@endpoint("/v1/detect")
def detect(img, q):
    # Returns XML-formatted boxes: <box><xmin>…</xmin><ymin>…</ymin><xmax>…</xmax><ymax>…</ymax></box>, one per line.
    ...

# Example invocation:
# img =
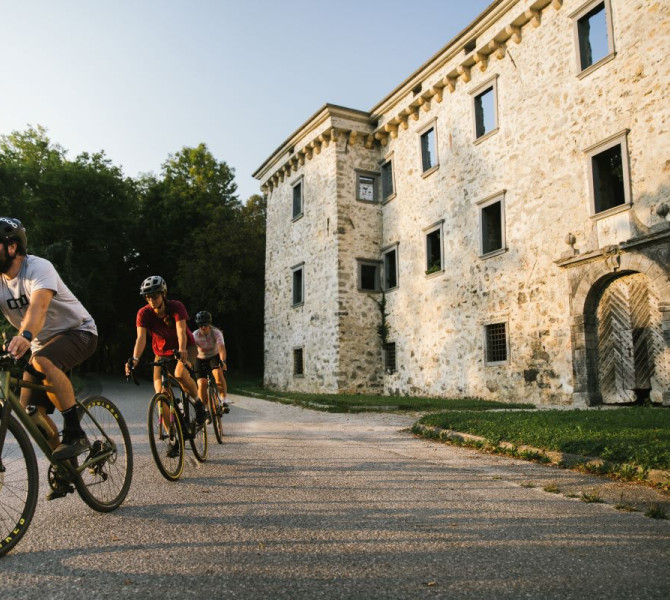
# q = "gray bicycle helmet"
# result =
<box><xmin>195</xmin><ymin>310</ymin><xmax>212</xmax><ymax>326</ymax></box>
<box><xmin>140</xmin><ymin>275</ymin><xmax>167</xmax><ymax>296</ymax></box>
<box><xmin>0</xmin><ymin>217</ymin><xmax>27</xmax><ymax>253</ymax></box>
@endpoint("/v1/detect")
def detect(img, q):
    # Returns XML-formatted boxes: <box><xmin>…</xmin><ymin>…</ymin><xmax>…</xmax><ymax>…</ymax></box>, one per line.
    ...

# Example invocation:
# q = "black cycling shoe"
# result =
<box><xmin>195</xmin><ymin>403</ymin><xmax>207</xmax><ymax>425</ymax></box>
<box><xmin>222</xmin><ymin>402</ymin><xmax>230</xmax><ymax>414</ymax></box>
<box><xmin>52</xmin><ymin>432</ymin><xmax>90</xmax><ymax>461</ymax></box>
<box><xmin>167</xmin><ymin>441</ymin><xmax>180</xmax><ymax>458</ymax></box>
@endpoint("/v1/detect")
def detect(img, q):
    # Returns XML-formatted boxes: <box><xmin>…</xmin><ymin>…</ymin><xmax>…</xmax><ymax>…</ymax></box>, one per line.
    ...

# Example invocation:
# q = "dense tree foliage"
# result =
<box><xmin>0</xmin><ymin>127</ymin><xmax>265</xmax><ymax>374</ymax></box>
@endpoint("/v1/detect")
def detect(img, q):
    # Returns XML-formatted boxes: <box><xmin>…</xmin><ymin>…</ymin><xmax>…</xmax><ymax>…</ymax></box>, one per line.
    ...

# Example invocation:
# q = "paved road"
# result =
<box><xmin>2</xmin><ymin>376</ymin><xmax>670</xmax><ymax>599</ymax></box>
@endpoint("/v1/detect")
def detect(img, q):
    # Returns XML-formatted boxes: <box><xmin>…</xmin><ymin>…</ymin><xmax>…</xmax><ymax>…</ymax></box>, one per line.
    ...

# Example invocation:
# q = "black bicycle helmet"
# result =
<box><xmin>0</xmin><ymin>217</ymin><xmax>27</xmax><ymax>253</ymax></box>
<box><xmin>140</xmin><ymin>275</ymin><xmax>167</xmax><ymax>296</ymax></box>
<box><xmin>195</xmin><ymin>311</ymin><xmax>212</xmax><ymax>326</ymax></box>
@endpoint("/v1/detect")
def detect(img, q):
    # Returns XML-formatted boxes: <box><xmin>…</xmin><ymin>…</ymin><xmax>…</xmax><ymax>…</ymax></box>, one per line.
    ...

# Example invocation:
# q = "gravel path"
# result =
<box><xmin>1</xmin><ymin>376</ymin><xmax>669</xmax><ymax>599</ymax></box>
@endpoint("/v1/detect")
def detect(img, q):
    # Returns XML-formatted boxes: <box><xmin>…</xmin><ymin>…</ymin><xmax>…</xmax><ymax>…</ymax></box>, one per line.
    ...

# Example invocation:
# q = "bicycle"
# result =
<box><xmin>127</xmin><ymin>351</ymin><xmax>207</xmax><ymax>481</ymax></box>
<box><xmin>0</xmin><ymin>354</ymin><xmax>133</xmax><ymax>557</ymax></box>
<box><xmin>200</xmin><ymin>358</ymin><xmax>229</xmax><ymax>445</ymax></box>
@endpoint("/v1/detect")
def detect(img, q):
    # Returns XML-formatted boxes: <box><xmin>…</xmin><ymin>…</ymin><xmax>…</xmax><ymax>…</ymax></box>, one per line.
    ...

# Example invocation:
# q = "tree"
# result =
<box><xmin>0</xmin><ymin>126</ymin><xmax>140</xmax><ymax>370</ymax></box>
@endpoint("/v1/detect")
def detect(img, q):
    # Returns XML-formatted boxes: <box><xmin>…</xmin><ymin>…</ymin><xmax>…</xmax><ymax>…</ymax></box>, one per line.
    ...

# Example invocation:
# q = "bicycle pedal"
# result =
<box><xmin>46</xmin><ymin>484</ymin><xmax>74</xmax><ymax>501</ymax></box>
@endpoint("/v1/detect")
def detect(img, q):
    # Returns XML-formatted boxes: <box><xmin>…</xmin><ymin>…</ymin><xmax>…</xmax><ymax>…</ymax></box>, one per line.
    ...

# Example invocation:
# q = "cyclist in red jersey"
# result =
<box><xmin>125</xmin><ymin>275</ymin><xmax>207</xmax><ymax>424</ymax></box>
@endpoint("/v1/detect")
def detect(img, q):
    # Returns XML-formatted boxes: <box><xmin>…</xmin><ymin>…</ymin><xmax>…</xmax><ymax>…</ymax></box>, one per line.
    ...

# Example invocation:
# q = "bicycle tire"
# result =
<box><xmin>147</xmin><ymin>393</ymin><xmax>184</xmax><ymax>481</ymax></box>
<box><xmin>208</xmin><ymin>382</ymin><xmax>224</xmax><ymax>444</ymax></box>
<box><xmin>186</xmin><ymin>395</ymin><xmax>208</xmax><ymax>462</ymax></box>
<box><xmin>0</xmin><ymin>415</ymin><xmax>39</xmax><ymax>557</ymax></box>
<box><xmin>73</xmin><ymin>396</ymin><xmax>133</xmax><ymax>512</ymax></box>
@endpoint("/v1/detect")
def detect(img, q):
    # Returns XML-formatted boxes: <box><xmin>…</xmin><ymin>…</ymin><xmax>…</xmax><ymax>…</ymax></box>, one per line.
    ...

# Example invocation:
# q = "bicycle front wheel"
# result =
<box><xmin>186</xmin><ymin>396</ymin><xmax>208</xmax><ymax>462</ymax></box>
<box><xmin>0</xmin><ymin>415</ymin><xmax>39</xmax><ymax>557</ymax></box>
<box><xmin>74</xmin><ymin>396</ymin><xmax>133</xmax><ymax>512</ymax></box>
<box><xmin>147</xmin><ymin>393</ymin><xmax>184</xmax><ymax>481</ymax></box>
<box><xmin>208</xmin><ymin>383</ymin><xmax>224</xmax><ymax>444</ymax></box>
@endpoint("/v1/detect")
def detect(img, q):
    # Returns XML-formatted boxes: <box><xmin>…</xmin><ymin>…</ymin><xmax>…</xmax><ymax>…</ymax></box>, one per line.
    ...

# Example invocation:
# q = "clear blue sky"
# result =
<box><xmin>0</xmin><ymin>0</ymin><xmax>492</xmax><ymax>202</ymax></box>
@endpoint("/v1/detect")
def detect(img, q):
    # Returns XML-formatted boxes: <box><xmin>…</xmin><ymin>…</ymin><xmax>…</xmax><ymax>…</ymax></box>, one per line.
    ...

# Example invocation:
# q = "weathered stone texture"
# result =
<box><xmin>257</xmin><ymin>0</ymin><xmax>670</xmax><ymax>405</ymax></box>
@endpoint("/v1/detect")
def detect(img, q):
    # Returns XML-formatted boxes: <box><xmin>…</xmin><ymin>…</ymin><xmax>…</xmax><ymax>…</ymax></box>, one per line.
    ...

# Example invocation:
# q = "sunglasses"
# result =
<box><xmin>144</xmin><ymin>293</ymin><xmax>162</xmax><ymax>300</ymax></box>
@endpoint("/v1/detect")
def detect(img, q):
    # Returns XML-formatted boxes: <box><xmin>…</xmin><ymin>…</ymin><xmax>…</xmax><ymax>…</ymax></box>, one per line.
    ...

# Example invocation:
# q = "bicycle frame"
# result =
<box><xmin>0</xmin><ymin>370</ymin><xmax>116</xmax><ymax>479</ymax></box>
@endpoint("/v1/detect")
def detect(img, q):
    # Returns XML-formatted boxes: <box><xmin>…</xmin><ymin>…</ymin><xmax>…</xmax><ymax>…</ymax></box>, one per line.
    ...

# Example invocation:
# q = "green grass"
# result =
<box><xmin>417</xmin><ymin>408</ymin><xmax>670</xmax><ymax>471</ymax></box>
<box><xmin>227</xmin><ymin>375</ymin><xmax>533</xmax><ymax>412</ymax></box>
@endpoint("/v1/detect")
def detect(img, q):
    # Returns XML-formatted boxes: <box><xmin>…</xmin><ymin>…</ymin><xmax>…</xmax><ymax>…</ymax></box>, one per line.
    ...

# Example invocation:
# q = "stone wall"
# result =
<box><xmin>257</xmin><ymin>0</ymin><xmax>670</xmax><ymax>404</ymax></box>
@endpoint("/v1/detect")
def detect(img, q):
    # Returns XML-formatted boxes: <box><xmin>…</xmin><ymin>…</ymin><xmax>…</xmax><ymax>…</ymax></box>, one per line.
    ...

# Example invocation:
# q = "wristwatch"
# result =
<box><xmin>20</xmin><ymin>330</ymin><xmax>33</xmax><ymax>342</ymax></box>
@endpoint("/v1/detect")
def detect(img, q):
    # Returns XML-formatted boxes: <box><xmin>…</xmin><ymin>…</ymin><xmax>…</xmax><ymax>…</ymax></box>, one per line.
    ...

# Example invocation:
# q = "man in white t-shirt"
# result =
<box><xmin>192</xmin><ymin>310</ymin><xmax>229</xmax><ymax>419</ymax></box>
<box><xmin>0</xmin><ymin>218</ymin><xmax>98</xmax><ymax>473</ymax></box>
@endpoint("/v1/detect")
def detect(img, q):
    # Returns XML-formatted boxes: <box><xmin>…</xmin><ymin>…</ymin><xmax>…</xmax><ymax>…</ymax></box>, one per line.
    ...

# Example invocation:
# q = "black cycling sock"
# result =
<box><xmin>61</xmin><ymin>406</ymin><xmax>82</xmax><ymax>432</ymax></box>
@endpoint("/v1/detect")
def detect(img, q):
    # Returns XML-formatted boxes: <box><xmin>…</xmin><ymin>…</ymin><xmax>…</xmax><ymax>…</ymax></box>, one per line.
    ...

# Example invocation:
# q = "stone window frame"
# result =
<box><xmin>471</xmin><ymin>74</ymin><xmax>499</xmax><ymax>144</ymax></box>
<box><xmin>477</xmin><ymin>190</ymin><xmax>507</xmax><ymax>259</ymax></box>
<box><xmin>584</xmin><ymin>129</ymin><xmax>631</xmax><ymax>220</ymax></box>
<box><xmin>357</xmin><ymin>258</ymin><xmax>381</xmax><ymax>293</ymax></box>
<box><xmin>382</xmin><ymin>242</ymin><xmax>399</xmax><ymax>292</ymax></box>
<box><xmin>355</xmin><ymin>169</ymin><xmax>381</xmax><ymax>204</ymax></box>
<box><xmin>291</xmin><ymin>262</ymin><xmax>305</xmax><ymax>307</ymax></box>
<box><xmin>380</xmin><ymin>152</ymin><xmax>396</xmax><ymax>203</ymax></box>
<box><xmin>570</xmin><ymin>0</ymin><xmax>616</xmax><ymax>79</ymax></box>
<box><xmin>291</xmin><ymin>175</ymin><xmax>304</xmax><ymax>221</ymax></box>
<box><xmin>293</xmin><ymin>347</ymin><xmax>305</xmax><ymax>377</ymax></box>
<box><xmin>483</xmin><ymin>318</ymin><xmax>510</xmax><ymax>366</ymax></box>
<box><xmin>423</xmin><ymin>219</ymin><xmax>445</xmax><ymax>277</ymax></box>
<box><xmin>417</xmin><ymin>118</ymin><xmax>439</xmax><ymax>178</ymax></box>
<box><xmin>384</xmin><ymin>342</ymin><xmax>397</xmax><ymax>374</ymax></box>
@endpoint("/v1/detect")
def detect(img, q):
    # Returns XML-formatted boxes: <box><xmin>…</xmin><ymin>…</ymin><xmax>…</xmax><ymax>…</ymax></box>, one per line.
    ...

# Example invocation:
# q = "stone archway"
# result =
<box><xmin>591</xmin><ymin>272</ymin><xmax>665</xmax><ymax>404</ymax></box>
<box><xmin>558</xmin><ymin>235</ymin><xmax>670</xmax><ymax>406</ymax></box>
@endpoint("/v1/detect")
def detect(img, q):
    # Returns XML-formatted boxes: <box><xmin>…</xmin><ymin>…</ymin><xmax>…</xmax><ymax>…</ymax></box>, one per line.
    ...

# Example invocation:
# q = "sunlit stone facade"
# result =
<box><xmin>254</xmin><ymin>0</ymin><xmax>670</xmax><ymax>406</ymax></box>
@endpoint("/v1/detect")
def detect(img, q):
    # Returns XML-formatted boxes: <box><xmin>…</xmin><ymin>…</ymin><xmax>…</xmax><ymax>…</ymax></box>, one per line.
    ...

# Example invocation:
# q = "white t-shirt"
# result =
<box><xmin>0</xmin><ymin>255</ymin><xmax>97</xmax><ymax>350</ymax></box>
<box><xmin>193</xmin><ymin>326</ymin><xmax>225</xmax><ymax>359</ymax></box>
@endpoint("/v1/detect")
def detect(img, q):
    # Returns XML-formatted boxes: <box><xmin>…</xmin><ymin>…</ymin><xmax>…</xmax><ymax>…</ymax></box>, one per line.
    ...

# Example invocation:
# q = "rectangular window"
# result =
<box><xmin>382</xmin><ymin>246</ymin><xmax>398</xmax><ymax>291</ymax></box>
<box><xmin>592</xmin><ymin>145</ymin><xmax>624</xmax><ymax>213</ymax></box>
<box><xmin>478</xmin><ymin>192</ymin><xmax>506</xmax><ymax>257</ymax></box>
<box><xmin>474</xmin><ymin>88</ymin><xmax>495</xmax><ymax>139</ymax></box>
<box><xmin>381</xmin><ymin>160</ymin><xmax>394</xmax><ymax>200</ymax></box>
<box><xmin>424</xmin><ymin>222</ymin><xmax>443</xmax><ymax>275</ymax></box>
<box><xmin>573</xmin><ymin>0</ymin><xmax>613</xmax><ymax>73</ymax></box>
<box><xmin>358</xmin><ymin>260</ymin><xmax>380</xmax><ymax>292</ymax></box>
<box><xmin>471</xmin><ymin>76</ymin><xmax>499</xmax><ymax>142</ymax></box>
<box><xmin>356</xmin><ymin>171</ymin><xmax>379</xmax><ymax>203</ymax></box>
<box><xmin>292</xmin><ymin>179</ymin><xmax>303</xmax><ymax>219</ymax></box>
<box><xmin>585</xmin><ymin>131</ymin><xmax>630</xmax><ymax>216</ymax></box>
<box><xmin>293</xmin><ymin>347</ymin><xmax>304</xmax><ymax>376</ymax></box>
<box><xmin>485</xmin><ymin>322</ymin><xmax>508</xmax><ymax>364</ymax></box>
<box><xmin>420</xmin><ymin>127</ymin><xmax>437</xmax><ymax>173</ymax></box>
<box><xmin>384</xmin><ymin>342</ymin><xmax>397</xmax><ymax>373</ymax></box>
<box><xmin>292</xmin><ymin>264</ymin><xmax>304</xmax><ymax>306</ymax></box>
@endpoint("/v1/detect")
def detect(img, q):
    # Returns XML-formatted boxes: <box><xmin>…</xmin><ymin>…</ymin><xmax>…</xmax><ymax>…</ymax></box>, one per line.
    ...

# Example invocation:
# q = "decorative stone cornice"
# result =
<box><xmin>369</xmin><ymin>0</ymin><xmax>563</xmax><ymax>146</ymax></box>
<box><xmin>257</xmin><ymin>1</ymin><xmax>565</xmax><ymax>194</ymax></box>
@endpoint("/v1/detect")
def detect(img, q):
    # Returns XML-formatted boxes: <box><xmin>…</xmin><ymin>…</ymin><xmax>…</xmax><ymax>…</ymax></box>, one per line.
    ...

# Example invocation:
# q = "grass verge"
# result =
<box><xmin>416</xmin><ymin>408</ymin><xmax>670</xmax><ymax>473</ymax></box>
<box><xmin>227</xmin><ymin>375</ymin><xmax>533</xmax><ymax>412</ymax></box>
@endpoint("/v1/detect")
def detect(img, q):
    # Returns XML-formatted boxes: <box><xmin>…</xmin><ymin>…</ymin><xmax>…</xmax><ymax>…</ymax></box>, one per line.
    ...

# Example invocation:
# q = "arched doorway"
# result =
<box><xmin>593</xmin><ymin>272</ymin><xmax>665</xmax><ymax>404</ymax></box>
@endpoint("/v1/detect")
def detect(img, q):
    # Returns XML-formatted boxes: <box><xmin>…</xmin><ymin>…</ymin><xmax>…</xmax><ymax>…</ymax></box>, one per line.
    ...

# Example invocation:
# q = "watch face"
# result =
<box><xmin>359</xmin><ymin>177</ymin><xmax>375</xmax><ymax>201</ymax></box>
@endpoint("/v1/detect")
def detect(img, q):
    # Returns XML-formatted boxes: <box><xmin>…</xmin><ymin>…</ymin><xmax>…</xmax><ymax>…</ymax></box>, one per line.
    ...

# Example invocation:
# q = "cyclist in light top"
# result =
<box><xmin>192</xmin><ymin>310</ymin><xmax>229</xmax><ymax>416</ymax></box>
<box><xmin>0</xmin><ymin>218</ymin><xmax>97</xmax><ymax>467</ymax></box>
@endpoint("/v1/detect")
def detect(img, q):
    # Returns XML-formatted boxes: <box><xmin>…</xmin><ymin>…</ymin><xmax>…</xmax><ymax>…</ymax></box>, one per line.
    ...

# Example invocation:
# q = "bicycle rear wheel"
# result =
<box><xmin>0</xmin><ymin>415</ymin><xmax>39</xmax><ymax>557</ymax></box>
<box><xmin>74</xmin><ymin>396</ymin><xmax>133</xmax><ymax>512</ymax></box>
<box><xmin>186</xmin><ymin>395</ymin><xmax>208</xmax><ymax>462</ymax></box>
<box><xmin>208</xmin><ymin>382</ymin><xmax>224</xmax><ymax>444</ymax></box>
<box><xmin>147</xmin><ymin>393</ymin><xmax>184</xmax><ymax>481</ymax></box>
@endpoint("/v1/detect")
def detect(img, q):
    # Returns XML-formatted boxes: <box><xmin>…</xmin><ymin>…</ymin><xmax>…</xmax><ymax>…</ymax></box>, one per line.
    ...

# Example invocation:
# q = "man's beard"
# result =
<box><xmin>0</xmin><ymin>248</ymin><xmax>15</xmax><ymax>274</ymax></box>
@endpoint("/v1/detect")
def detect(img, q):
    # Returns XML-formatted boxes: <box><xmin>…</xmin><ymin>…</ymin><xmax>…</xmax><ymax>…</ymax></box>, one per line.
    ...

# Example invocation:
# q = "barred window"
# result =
<box><xmin>485</xmin><ymin>323</ymin><xmax>508</xmax><ymax>363</ymax></box>
<box><xmin>384</xmin><ymin>342</ymin><xmax>397</xmax><ymax>373</ymax></box>
<box><xmin>293</xmin><ymin>347</ymin><xmax>304</xmax><ymax>376</ymax></box>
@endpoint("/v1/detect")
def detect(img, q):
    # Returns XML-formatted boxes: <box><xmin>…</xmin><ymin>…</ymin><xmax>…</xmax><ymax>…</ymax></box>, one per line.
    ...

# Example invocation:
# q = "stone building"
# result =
<box><xmin>253</xmin><ymin>0</ymin><xmax>670</xmax><ymax>406</ymax></box>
